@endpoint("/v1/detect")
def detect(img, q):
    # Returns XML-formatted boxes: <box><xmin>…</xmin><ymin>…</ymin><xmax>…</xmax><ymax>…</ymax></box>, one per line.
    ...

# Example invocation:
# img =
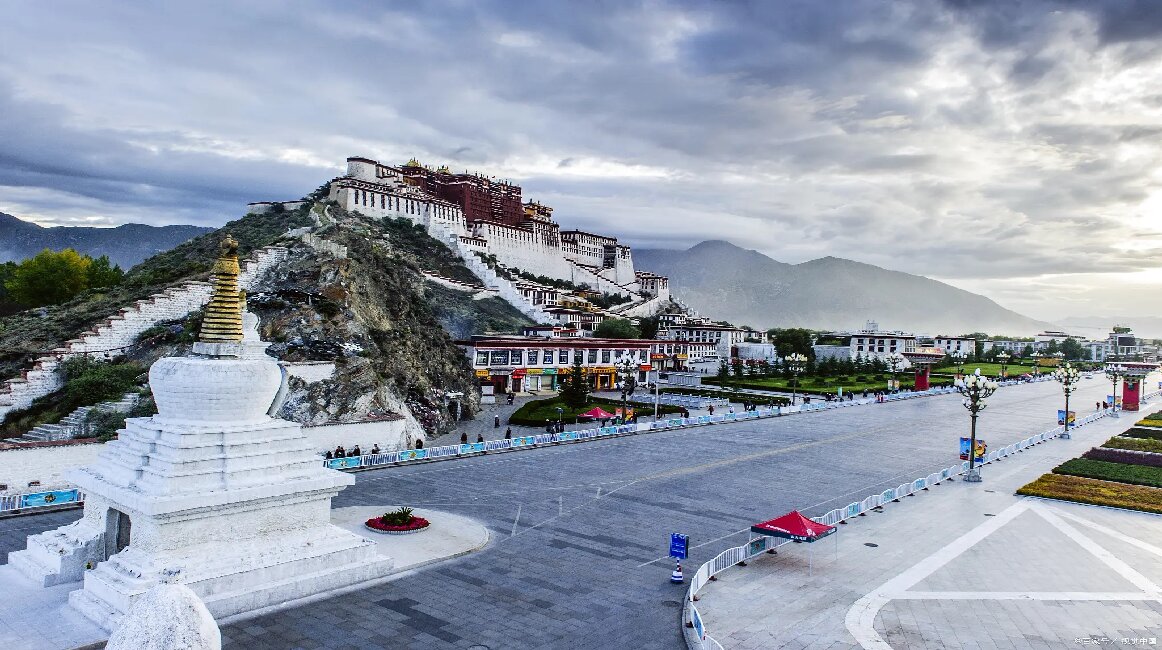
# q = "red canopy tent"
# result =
<box><xmin>578</xmin><ymin>406</ymin><xmax>616</xmax><ymax>420</ymax></box>
<box><xmin>750</xmin><ymin>510</ymin><xmax>837</xmax><ymax>575</ymax></box>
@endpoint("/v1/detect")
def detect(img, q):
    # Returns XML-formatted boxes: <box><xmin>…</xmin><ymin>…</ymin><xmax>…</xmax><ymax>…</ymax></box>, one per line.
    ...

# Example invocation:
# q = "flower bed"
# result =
<box><xmin>364</xmin><ymin>507</ymin><xmax>430</xmax><ymax>535</ymax></box>
<box><xmin>1121</xmin><ymin>427</ymin><xmax>1162</xmax><ymax>442</ymax></box>
<box><xmin>1052</xmin><ymin>458</ymin><xmax>1162</xmax><ymax>489</ymax></box>
<box><xmin>1105</xmin><ymin>436</ymin><xmax>1162</xmax><ymax>454</ymax></box>
<box><xmin>1017</xmin><ymin>473</ymin><xmax>1162</xmax><ymax>514</ymax></box>
<box><xmin>1082</xmin><ymin>446</ymin><xmax>1162</xmax><ymax>469</ymax></box>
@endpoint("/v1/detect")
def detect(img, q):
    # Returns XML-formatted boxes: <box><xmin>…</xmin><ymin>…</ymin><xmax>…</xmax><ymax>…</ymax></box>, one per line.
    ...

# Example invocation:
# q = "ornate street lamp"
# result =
<box><xmin>958</xmin><ymin>370</ymin><xmax>999</xmax><ymax>482</ymax></box>
<box><xmin>1105</xmin><ymin>362</ymin><xmax>1128</xmax><ymax>418</ymax></box>
<box><xmin>1054</xmin><ymin>362</ymin><xmax>1080</xmax><ymax>439</ymax></box>
<box><xmin>1030</xmin><ymin>352</ymin><xmax>1041</xmax><ymax>378</ymax></box>
<box><xmin>614</xmin><ymin>354</ymin><xmax>639</xmax><ymax>424</ymax></box>
<box><xmin>950</xmin><ymin>350</ymin><xmax>967</xmax><ymax>379</ymax></box>
<box><xmin>886</xmin><ymin>353</ymin><xmax>904</xmax><ymax>392</ymax></box>
<box><xmin>996</xmin><ymin>351</ymin><xmax>1011</xmax><ymax>379</ymax></box>
<box><xmin>784</xmin><ymin>353</ymin><xmax>808</xmax><ymax>406</ymax></box>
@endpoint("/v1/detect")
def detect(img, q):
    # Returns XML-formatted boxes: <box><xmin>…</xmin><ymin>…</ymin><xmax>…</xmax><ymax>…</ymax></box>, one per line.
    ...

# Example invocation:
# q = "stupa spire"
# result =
<box><xmin>199</xmin><ymin>235</ymin><xmax>244</xmax><ymax>343</ymax></box>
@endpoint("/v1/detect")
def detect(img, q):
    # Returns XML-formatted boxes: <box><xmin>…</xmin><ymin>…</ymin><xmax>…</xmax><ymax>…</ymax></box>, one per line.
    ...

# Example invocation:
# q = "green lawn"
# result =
<box><xmin>1052</xmin><ymin>458</ymin><xmax>1162</xmax><ymax>489</ymax></box>
<box><xmin>661</xmin><ymin>387</ymin><xmax>789</xmax><ymax>407</ymax></box>
<box><xmin>508</xmin><ymin>396</ymin><xmax>682</xmax><ymax>426</ymax></box>
<box><xmin>931</xmin><ymin>362</ymin><xmax>1039</xmax><ymax>378</ymax></box>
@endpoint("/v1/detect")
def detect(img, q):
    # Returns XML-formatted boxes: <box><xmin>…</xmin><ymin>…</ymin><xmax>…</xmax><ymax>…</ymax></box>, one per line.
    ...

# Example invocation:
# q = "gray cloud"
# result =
<box><xmin>0</xmin><ymin>0</ymin><xmax>1159</xmax><ymax>319</ymax></box>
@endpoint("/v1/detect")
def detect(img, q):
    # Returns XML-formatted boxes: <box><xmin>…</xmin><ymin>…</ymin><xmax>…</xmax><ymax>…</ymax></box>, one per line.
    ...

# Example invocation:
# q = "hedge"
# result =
<box><xmin>1017</xmin><ymin>473</ymin><xmax>1162</xmax><ymax>514</ymax></box>
<box><xmin>1122</xmin><ymin>427</ymin><xmax>1162</xmax><ymax>442</ymax></box>
<box><xmin>1082</xmin><ymin>446</ymin><xmax>1162</xmax><ymax>469</ymax></box>
<box><xmin>1136</xmin><ymin>418</ymin><xmax>1162</xmax><ymax>429</ymax></box>
<box><xmin>1104</xmin><ymin>436</ymin><xmax>1162</xmax><ymax>455</ymax></box>
<box><xmin>661</xmin><ymin>387</ymin><xmax>789</xmax><ymax>407</ymax></box>
<box><xmin>1052</xmin><ymin>458</ymin><xmax>1162</xmax><ymax>489</ymax></box>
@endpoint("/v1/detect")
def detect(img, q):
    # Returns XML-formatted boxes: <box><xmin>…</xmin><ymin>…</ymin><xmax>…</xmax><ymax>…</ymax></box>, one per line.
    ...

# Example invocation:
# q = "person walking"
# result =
<box><xmin>494</xmin><ymin>414</ymin><xmax>500</xmax><ymax>428</ymax></box>
<box><xmin>460</xmin><ymin>432</ymin><xmax>468</xmax><ymax>444</ymax></box>
<box><xmin>476</xmin><ymin>433</ymin><xmax>485</xmax><ymax>443</ymax></box>
<box><xmin>505</xmin><ymin>427</ymin><xmax>512</xmax><ymax>440</ymax></box>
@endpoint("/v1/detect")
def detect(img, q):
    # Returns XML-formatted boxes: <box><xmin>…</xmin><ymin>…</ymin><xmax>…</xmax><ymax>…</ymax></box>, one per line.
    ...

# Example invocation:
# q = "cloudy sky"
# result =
<box><xmin>0</xmin><ymin>1</ymin><xmax>1160</xmax><ymax>323</ymax></box>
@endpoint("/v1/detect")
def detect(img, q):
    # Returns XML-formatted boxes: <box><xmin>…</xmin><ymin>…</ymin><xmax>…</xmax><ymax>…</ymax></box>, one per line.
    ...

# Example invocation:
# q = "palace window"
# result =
<box><xmin>527</xmin><ymin>350</ymin><xmax>538</xmax><ymax>365</ymax></box>
<box><xmin>475</xmin><ymin>351</ymin><xmax>488</xmax><ymax>366</ymax></box>
<box><xmin>588</xmin><ymin>350</ymin><xmax>598</xmax><ymax>364</ymax></box>
<box><xmin>490</xmin><ymin>350</ymin><xmax>509</xmax><ymax>365</ymax></box>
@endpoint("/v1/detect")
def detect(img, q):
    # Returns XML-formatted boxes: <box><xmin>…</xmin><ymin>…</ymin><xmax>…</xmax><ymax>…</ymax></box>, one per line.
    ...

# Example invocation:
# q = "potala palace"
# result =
<box><xmin>253</xmin><ymin>157</ymin><xmax>672</xmax><ymax>325</ymax></box>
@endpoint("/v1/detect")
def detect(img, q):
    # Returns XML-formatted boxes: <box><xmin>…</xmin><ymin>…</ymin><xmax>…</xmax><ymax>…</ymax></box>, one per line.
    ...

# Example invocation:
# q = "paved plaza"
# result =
<box><xmin>0</xmin><ymin>376</ymin><xmax>1135</xmax><ymax>649</ymax></box>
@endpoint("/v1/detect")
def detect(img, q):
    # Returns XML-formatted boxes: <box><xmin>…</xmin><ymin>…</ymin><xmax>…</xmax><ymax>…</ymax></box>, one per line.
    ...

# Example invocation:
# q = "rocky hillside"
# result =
<box><xmin>634</xmin><ymin>240</ymin><xmax>1051</xmax><ymax>334</ymax></box>
<box><xmin>0</xmin><ymin>198</ymin><xmax>531</xmax><ymax>438</ymax></box>
<box><xmin>0</xmin><ymin>211</ymin><xmax>212</xmax><ymax>268</ymax></box>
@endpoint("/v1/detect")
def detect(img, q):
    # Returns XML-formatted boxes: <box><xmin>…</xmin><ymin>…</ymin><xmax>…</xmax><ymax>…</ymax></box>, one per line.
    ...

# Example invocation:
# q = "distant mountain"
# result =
<box><xmin>0</xmin><ymin>212</ymin><xmax>212</xmax><ymax>270</ymax></box>
<box><xmin>634</xmin><ymin>240</ymin><xmax>1052</xmax><ymax>335</ymax></box>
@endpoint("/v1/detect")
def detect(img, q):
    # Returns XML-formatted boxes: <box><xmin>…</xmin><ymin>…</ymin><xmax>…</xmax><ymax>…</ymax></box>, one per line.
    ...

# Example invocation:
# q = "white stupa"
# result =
<box><xmin>9</xmin><ymin>236</ymin><xmax>392</xmax><ymax>630</ymax></box>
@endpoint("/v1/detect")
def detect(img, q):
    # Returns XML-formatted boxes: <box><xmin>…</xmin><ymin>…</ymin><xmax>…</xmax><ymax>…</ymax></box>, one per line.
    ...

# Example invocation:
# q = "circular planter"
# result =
<box><xmin>364</xmin><ymin>516</ymin><xmax>430</xmax><ymax>535</ymax></box>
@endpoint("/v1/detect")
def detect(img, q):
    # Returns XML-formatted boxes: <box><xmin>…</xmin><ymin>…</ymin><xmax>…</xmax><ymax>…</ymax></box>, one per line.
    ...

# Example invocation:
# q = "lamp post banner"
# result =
<box><xmin>1057</xmin><ymin>410</ymin><xmax>1076</xmax><ymax>425</ymax></box>
<box><xmin>959</xmin><ymin>437</ymin><xmax>987</xmax><ymax>462</ymax></box>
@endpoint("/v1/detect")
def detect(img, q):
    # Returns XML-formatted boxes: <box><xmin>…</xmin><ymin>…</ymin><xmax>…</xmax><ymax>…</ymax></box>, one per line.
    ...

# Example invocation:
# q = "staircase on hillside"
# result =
<box><xmin>0</xmin><ymin>246</ymin><xmax>290</xmax><ymax>422</ymax></box>
<box><xmin>7</xmin><ymin>391</ymin><xmax>140</xmax><ymax>443</ymax></box>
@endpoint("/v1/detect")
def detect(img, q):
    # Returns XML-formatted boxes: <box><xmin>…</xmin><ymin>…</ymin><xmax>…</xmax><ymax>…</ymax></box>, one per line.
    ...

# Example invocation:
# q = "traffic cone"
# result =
<box><xmin>671</xmin><ymin>559</ymin><xmax>684</xmax><ymax>584</ymax></box>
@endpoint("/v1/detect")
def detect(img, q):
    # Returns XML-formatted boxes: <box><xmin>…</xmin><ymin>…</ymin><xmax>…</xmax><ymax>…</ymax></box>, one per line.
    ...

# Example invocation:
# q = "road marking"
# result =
<box><xmin>511</xmin><ymin>503</ymin><xmax>521</xmax><ymax>537</ymax></box>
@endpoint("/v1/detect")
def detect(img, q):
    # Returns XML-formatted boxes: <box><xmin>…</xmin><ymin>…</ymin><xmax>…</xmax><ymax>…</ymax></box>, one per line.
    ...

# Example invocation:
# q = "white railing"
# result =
<box><xmin>0</xmin><ymin>488</ymin><xmax>85</xmax><ymax>515</ymax></box>
<box><xmin>682</xmin><ymin>406</ymin><xmax>1114</xmax><ymax>648</ymax></box>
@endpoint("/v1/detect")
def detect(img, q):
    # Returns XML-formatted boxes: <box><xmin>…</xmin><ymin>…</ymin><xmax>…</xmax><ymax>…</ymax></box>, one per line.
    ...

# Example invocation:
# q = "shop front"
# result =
<box><xmin>522</xmin><ymin>368</ymin><xmax>559</xmax><ymax>392</ymax></box>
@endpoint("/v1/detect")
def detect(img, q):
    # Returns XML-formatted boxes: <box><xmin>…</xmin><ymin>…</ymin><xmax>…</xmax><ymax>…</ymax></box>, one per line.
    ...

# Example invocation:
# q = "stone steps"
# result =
<box><xmin>0</xmin><ymin>246</ymin><xmax>289</xmax><ymax>421</ymax></box>
<box><xmin>13</xmin><ymin>392</ymin><xmax>141</xmax><ymax>443</ymax></box>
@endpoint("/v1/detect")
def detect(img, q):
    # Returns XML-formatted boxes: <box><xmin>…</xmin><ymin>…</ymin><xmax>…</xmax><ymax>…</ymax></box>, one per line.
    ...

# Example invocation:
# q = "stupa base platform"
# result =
<box><xmin>68</xmin><ymin>525</ymin><xmax>393</xmax><ymax>631</ymax></box>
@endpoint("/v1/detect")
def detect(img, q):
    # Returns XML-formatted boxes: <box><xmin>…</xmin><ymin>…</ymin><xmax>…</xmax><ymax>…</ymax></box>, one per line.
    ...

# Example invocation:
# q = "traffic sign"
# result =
<box><xmin>669</xmin><ymin>533</ymin><xmax>689</xmax><ymax>559</ymax></box>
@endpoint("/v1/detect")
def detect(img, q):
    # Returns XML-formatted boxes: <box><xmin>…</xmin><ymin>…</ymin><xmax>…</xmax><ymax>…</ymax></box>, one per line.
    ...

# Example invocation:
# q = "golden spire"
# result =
<box><xmin>198</xmin><ymin>235</ymin><xmax>244</xmax><ymax>343</ymax></box>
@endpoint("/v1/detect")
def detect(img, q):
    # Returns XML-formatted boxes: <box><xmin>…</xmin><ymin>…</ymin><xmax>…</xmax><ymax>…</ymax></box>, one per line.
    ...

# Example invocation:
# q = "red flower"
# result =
<box><xmin>365</xmin><ymin>516</ymin><xmax>430</xmax><ymax>532</ymax></box>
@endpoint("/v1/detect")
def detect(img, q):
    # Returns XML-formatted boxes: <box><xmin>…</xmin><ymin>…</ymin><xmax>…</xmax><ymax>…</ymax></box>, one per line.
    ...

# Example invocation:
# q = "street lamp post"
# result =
<box><xmin>1054</xmin><ymin>362</ymin><xmax>1080</xmax><ymax>439</ymax></box>
<box><xmin>997</xmin><ymin>351</ymin><xmax>1011</xmax><ymax>379</ymax></box>
<box><xmin>1106</xmin><ymin>363</ymin><xmax>1127</xmax><ymax>418</ymax></box>
<box><xmin>784</xmin><ymin>353</ymin><xmax>808</xmax><ymax>406</ymax></box>
<box><xmin>958</xmin><ymin>371</ymin><xmax>999</xmax><ymax>482</ymax></box>
<box><xmin>950</xmin><ymin>350</ymin><xmax>967</xmax><ymax>381</ymax></box>
<box><xmin>614</xmin><ymin>355</ymin><xmax>638</xmax><ymax>425</ymax></box>
<box><xmin>1030</xmin><ymin>352</ymin><xmax>1041</xmax><ymax>379</ymax></box>
<box><xmin>887</xmin><ymin>353</ymin><xmax>904</xmax><ymax>393</ymax></box>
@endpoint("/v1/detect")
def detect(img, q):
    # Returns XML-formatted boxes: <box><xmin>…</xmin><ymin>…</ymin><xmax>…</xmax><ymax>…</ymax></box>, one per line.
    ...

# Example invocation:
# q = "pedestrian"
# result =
<box><xmin>494</xmin><ymin>414</ymin><xmax>500</xmax><ymax>429</ymax></box>
<box><xmin>351</xmin><ymin>445</ymin><xmax>361</xmax><ymax>457</ymax></box>
<box><xmin>415</xmin><ymin>439</ymin><xmax>423</xmax><ymax>449</ymax></box>
<box><xmin>460</xmin><ymin>432</ymin><xmax>468</xmax><ymax>444</ymax></box>
<box><xmin>476</xmin><ymin>433</ymin><xmax>484</xmax><ymax>443</ymax></box>
<box><xmin>507</xmin><ymin>392</ymin><xmax>514</xmax><ymax>405</ymax></box>
<box><xmin>334</xmin><ymin>445</ymin><xmax>344</xmax><ymax>458</ymax></box>
<box><xmin>1096</xmin><ymin>401</ymin><xmax>1101</xmax><ymax>411</ymax></box>
<box><xmin>505</xmin><ymin>427</ymin><xmax>512</xmax><ymax>439</ymax></box>
<box><xmin>708</xmin><ymin>405</ymin><xmax>714</xmax><ymax>416</ymax></box>
<box><xmin>324</xmin><ymin>451</ymin><xmax>333</xmax><ymax>460</ymax></box>
<box><xmin>371</xmin><ymin>444</ymin><xmax>380</xmax><ymax>454</ymax></box>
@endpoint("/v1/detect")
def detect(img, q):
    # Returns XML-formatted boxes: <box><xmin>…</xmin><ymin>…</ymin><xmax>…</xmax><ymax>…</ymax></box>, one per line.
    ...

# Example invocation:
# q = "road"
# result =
<box><xmin>0</xmin><ymin>377</ymin><xmax>1124</xmax><ymax>649</ymax></box>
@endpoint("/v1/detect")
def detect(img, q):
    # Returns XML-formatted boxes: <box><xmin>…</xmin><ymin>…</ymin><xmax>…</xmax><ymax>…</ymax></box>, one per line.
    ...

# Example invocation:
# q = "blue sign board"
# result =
<box><xmin>20</xmin><ymin>489</ymin><xmax>80</xmax><ymax>508</ymax></box>
<box><xmin>669</xmin><ymin>532</ymin><xmax>689</xmax><ymax>559</ymax></box>
<box><xmin>458</xmin><ymin>442</ymin><xmax>486</xmax><ymax>454</ymax></box>
<box><xmin>327</xmin><ymin>457</ymin><xmax>361</xmax><ymax>470</ymax></box>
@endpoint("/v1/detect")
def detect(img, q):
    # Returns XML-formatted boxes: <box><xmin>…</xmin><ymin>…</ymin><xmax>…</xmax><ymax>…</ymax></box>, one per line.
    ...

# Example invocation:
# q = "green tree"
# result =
<box><xmin>86</xmin><ymin>255</ymin><xmax>124</xmax><ymax>289</ymax></box>
<box><xmin>559</xmin><ymin>354</ymin><xmax>591</xmax><ymax>408</ymax></box>
<box><xmin>1060</xmin><ymin>338</ymin><xmax>1084</xmax><ymax>361</ymax></box>
<box><xmin>637</xmin><ymin>316</ymin><xmax>660</xmax><ymax>340</ymax></box>
<box><xmin>5</xmin><ymin>248</ymin><xmax>92</xmax><ymax>306</ymax></box>
<box><xmin>768</xmin><ymin>328</ymin><xmax>815</xmax><ymax>361</ymax></box>
<box><xmin>595</xmin><ymin>318</ymin><xmax>640</xmax><ymax>339</ymax></box>
<box><xmin>0</xmin><ymin>261</ymin><xmax>17</xmax><ymax>304</ymax></box>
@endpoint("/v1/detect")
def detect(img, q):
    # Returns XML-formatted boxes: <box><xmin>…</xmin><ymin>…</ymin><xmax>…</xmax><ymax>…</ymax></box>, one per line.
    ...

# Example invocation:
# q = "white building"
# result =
<box><xmin>659</xmin><ymin>323</ymin><xmax>749</xmax><ymax>357</ymax></box>
<box><xmin>934</xmin><ymin>336</ymin><xmax>977</xmax><ymax>357</ymax></box>
<box><xmin>460</xmin><ymin>336</ymin><xmax>653</xmax><ymax>392</ymax></box>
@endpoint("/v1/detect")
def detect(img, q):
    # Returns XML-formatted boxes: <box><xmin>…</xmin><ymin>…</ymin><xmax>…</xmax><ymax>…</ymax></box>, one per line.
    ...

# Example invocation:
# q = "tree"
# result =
<box><xmin>0</xmin><ymin>261</ymin><xmax>17</xmax><ymax>304</ymax></box>
<box><xmin>560</xmin><ymin>355</ymin><xmax>591</xmax><ymax>408</ymax></box>
<box><xmin>86</xmin><ymin>255</ymin><xmax>124</xmax><ymax>289</ymax></box>
<box><xmin>5</xmin><ymin>248</ymin><xmax>92</xmax><ymax>306</ymax></box>
<box><xmin>1060</xmin><ymin>338</ymin><xmax>1084</xmax><ymax>361</ymax></box>
<box><xmin>768</xmin><ymin>328</ymin><xmax>815</xmax><ymax>361</ymax></box>
<box><xmin>637</xmin><ymin>316</ymin><xmax>660</xmax><ymax>340</ymax></box>
<box><xmin>594</xmin><ymin>318</ymin><xmax>641</xmax><ymax>339</ymax></box>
